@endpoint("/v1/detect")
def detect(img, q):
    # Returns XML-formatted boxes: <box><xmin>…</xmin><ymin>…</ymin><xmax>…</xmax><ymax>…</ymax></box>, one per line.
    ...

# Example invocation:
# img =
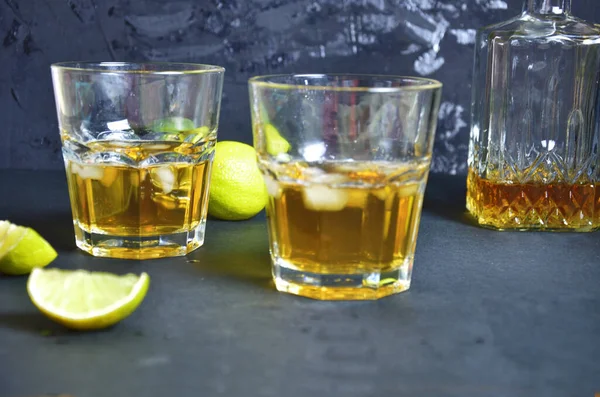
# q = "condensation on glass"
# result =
<box><xmin>467</xmin><ymin>0</ymin><xmax>600</xmax><ymax>231</ymax></box>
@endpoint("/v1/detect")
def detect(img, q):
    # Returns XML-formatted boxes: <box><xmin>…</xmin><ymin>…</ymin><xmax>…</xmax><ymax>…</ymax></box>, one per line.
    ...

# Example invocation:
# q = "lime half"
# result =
<box><xmin>28</xmin><ymin>268</ymin><xmax>150</xmax><ymax>330</ymax></box>
<box><xmin>0</xmin><ymin>221</ymin><xmax>57</xmax><ymax>275</ymax></box>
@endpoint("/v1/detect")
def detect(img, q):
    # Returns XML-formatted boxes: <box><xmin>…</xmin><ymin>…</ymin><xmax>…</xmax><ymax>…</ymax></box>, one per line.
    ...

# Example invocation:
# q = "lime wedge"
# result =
<box><xmin>0</xmin><ymin>221</ymin><xmax>57</xmax><ymax>275</ymax></box>
<box><xmin>151</xmin><ymin>116</ymin><xmax>195</xmax><ymax>133</ymax></box>
<box><xmin>28</xmin><ymin>268</ymin><xmax>150</xmax><ymax>330</ymax></box>
<box><xmin>265</xmin><ymin>124</ymin><xmax>290</xmax><ymax>155</ymax></box>
<box><xmin>0</xmin><ymin>220</ymin><xmax>11</xmax><ymax>240</ymax></box>
<box><xmin>182</xmin><ymin>126</ymin><xmax>211</xmax><ymax>143</ymax></box>
<box><xmin>150</xmin><ymin>117</ymin><xmax>212</xmax><ymax>144</ymax></box>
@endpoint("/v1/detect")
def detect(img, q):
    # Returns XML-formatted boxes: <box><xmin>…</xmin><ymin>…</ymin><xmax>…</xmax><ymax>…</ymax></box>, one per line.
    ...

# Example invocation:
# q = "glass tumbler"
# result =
<box><xmin>51</xmin><ymin>62</ymin><xmax>224</xmax><ymax>259</ymax></box>
<box><xmin>249</xmin><ymin>74</ymin><xmax>442</xmax><ymax>300</ymax></box>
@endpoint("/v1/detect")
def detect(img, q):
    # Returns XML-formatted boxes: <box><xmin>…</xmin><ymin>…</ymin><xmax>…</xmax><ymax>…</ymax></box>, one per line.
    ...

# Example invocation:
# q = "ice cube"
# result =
<box><xmin>302</xmin><ymin>185</ymin><xmax>348</xmax><ymax>211</ymax></box>
<box><xmin>86</xmin><ymin>151</ymin><xmax>136</xmax><ymax>167</ymax></box>
<box><xmin>143</xmin><ymin>132</ymin><xmax>182</xmax><ymax>142</ymax></box>
<box><xmin>139</xmin><ymin>154</ymin><xmax>161</xmax><ymax>168</ymax></box>
<box><xmin>275</xmin><ymin>153</ymin><xmax>292</xmax><ymax>163</ymax></box>
<box><xmin>75</xmin><ymin>122</ymin><xmax>97</xmax><ymax>141</ymax></box>
<box><xmin>303</xmin><ymin>166</ymin><xmax>326</xmax><ymax>178</ymax></box>
<box><xmin>100</xmin><ymin>167</ymin><xmax>119</xmax><ymax>187</ymax></box>
<box><xmin>346</xmin><ymin>189</ymin><xmax>368</xmax><ymax>208</ymax></box>
<box><xmin>130</xmin><ymin>173</ymin><xmax>139</xmax><ymax>187</ymax></box>
<box><xmin>334</xmin><ymin>162</ymin><xmax>363</xmax><ymax>173</ymax></box>
<box><xmin>397</xmin><ymin>183</ymin><xmax>419</xmax><ymax>197</ymax></box>
<box><xmin>150</xmin><ymin>166</ymin><xmax>177</xmax><ymax>194</ymax></box>
<box><xmin>300</xmin><ymin>142</ymin><xmax>326</xmax><ymax>162</ymax></box>
<box><xmin>106</xmin><ymin>119</ymin><xmax>131</xmax><ymax>132</ymax></box>
<box><xmin>130</xmin><ymin>170</ymin><xmax>146</xmax><ymax>187</ymax></box>
<box><xmin>97</xmin><ymin>130</ymin><xmax>140</xmax><ymax>141</ymax></box>
<box><xmin>372</xmin><ymin>186</ymin><xmax>390</xmax><ymax>201</ymax></box>
<box><xmin>144</xmin><ymin>143</ymin><xmax>172</xmax><ymax>151</ymax></box>
<box><xmin>71</xmin><ymin>163</ymin><xmax>104</xmax><ymax>180</ymax></box>
<box><xmin>263</xmin><ymin>174</ymin><xmax>282</xmax><ymax>199</ymax></box>
<box><xmin>304</xmin><ymin>168</ymin><xmax>347</xmax><ymax>185</ymax></box>
<box><xmin>152</xmin><ymin>193</ymin><xmax>180</xmax><ymax>210</ymax></box>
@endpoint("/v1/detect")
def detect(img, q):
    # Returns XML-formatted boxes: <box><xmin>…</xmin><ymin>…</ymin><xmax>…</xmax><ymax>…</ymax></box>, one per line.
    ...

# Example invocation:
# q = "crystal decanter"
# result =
<box><xmin>467</xmin><ymin>0</ymin><xmax>600</xmax><ymax>231</ymax></box>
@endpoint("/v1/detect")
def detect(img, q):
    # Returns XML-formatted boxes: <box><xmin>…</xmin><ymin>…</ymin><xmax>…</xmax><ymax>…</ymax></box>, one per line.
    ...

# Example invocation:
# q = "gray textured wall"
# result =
<box><xmin>1</xmin><ymin>0</ymin><xmax>599</xmax><ymax>173</ymax></box>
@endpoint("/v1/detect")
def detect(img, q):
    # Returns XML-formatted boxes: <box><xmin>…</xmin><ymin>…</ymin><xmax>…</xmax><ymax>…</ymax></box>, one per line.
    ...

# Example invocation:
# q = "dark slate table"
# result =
<box><xmin>0</xmin><ymin>170</ymin><xmax>598</xmax><ymax>397</ymax></box>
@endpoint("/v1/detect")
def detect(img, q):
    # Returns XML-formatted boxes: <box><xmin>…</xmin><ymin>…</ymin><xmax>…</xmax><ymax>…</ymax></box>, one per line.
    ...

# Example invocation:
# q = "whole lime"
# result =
<box><xmin>208</xmin><ymin>141</ymin><xmax>267</xmax><ymax>221</ymax></box>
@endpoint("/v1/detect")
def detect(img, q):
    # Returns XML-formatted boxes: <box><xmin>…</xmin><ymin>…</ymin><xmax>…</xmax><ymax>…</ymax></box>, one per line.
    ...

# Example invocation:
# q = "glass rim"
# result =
<box><xmin>248</xmin><ymin>73</ymin><xmax>442</xmax><ymax>92</ymax></box>
<box><xmin>51</xmin><ymin>61</ymin><xmax>225</xmax><ymax>75</ymax></box>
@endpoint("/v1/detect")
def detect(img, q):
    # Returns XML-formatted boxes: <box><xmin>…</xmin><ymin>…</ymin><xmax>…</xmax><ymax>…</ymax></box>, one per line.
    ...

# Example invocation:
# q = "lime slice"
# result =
<box><xmin>151</xmin><ymin>116</ymin><xmax>195</xmax><ymax>133</ymax></box>
<box><xmin>28</xmin><ymin>268</ymin><xmax>150</xmax><ymax>330</ymax></box>
<box><xmin>183</xmin><ymin>126</ymin><xmax>211</xmax><ymax>144</ymax></box>
<box><xmin>0</xmin><ymin>220</ymin><xmax>11</xmax><ymax>240</ymax></box>
<box><xmin>265</xmin><ymin>124</ymin><xmax>290</xmax><ymax>155</ymax></box>
<box><xmin>150</xmin><ymin>117</ymin><xmax>212</xmax><ymax>144</ymax></box>
<box><xmin>0</xmin><ymin>221</ymin><xmax>57</xmax><ymax>275</ymax></box>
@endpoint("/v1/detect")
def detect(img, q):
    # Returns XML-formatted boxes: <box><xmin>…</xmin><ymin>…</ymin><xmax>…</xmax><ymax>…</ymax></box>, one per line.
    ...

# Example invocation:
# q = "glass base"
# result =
<box><xmin>73</xmin><ymin>221</ymin><xmax>206</xmax><ymax>260</ymax></box>
<box><xmin>272</xmin><ymin>257</ymin><xmax>413</xmax><ymax>300</ymax></box>
<box><xmin>474</xmin><ymin>223</ymin><xmax>598</xmax><ymax>232</ymax></box>
<box><xmin>467</xmin><ymin>209</ymin><xmax>598</xmax><ymax>232</ymax></box>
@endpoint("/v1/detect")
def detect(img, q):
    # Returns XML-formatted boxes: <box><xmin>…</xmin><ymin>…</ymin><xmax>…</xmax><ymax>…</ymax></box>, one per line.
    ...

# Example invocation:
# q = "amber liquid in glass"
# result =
<box><xmin>64</xmin><ymin>140</ymin><xmax>213</xmax><ymax>259</ymax></box>
<box><xmin>265</xmin><ymin>161</ymin><xmax>428</xmax><ymax>300</ymax></box>
<box><xmin>467</xmin><ymin>168</ymin><xmax>599</xmax><ymax>231</ymax></box>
